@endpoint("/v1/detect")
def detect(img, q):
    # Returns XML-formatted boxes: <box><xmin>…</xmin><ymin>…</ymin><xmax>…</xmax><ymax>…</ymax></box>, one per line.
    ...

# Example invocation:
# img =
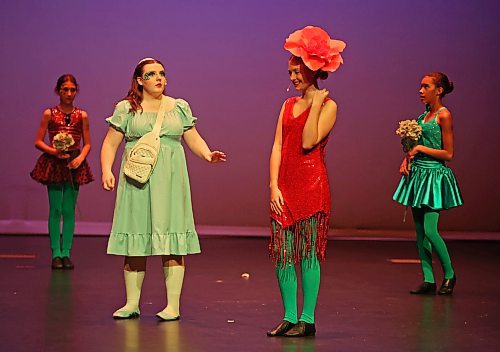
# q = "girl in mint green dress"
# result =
<box><xmin>393</xmin><ymin>72</ymin><xmax>462</xmax><ymax>296</ymax></box>
<box><xmin>101</xmin><ymin>58</ymin><xmax>226</xmax><ymax>320</ymax></box>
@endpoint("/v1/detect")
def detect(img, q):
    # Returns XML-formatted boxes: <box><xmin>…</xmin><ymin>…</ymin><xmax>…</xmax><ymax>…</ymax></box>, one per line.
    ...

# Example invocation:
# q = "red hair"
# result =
<box><xmin>289</xmin><ymin>56</ymin><xmax>328</xmax><ymax>89</ymax></box>
<box><xmin>124</xmin><ymin>58</ymin><xmax>165</xmax><ymax>113</ymax></box>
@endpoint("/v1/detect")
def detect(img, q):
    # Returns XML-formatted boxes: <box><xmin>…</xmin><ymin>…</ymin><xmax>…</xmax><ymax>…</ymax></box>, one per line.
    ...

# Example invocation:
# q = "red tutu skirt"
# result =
<box><xmin>30</xmin><ymin>151</ymin><xmax>94</xmax><ymax>185</ymax></box>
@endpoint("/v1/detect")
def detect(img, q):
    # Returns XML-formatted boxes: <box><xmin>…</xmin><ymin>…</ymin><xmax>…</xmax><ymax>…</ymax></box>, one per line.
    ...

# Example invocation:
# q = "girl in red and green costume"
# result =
<box><xmin>31</xmin><ymin>74</ymin><xmax>94</xmax><ymax>270</ymax></box>
<box><xmin>267</xmin><ymin>26</ymin><xmax>345</xmax><ymax>337</ymax></box>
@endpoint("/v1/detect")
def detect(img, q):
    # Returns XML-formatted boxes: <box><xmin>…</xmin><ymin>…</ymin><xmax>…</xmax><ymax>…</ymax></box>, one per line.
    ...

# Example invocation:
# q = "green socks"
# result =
<box><xmin>47</xmin><ymin>183</ymin><xmax>79</xmax><ymax>258</ymax></box>
<box><xmin>413</xmin><ymin>209</ymin><xmax>435</xmax><ymax>283</ymax></box>
<box><xmin>412</xmin><ymin>207</ymin><xmax>455</xmax><ymax>281</ymax></box>
<box><xmin>276</xmin><ymin>255</ymin><xmax>321</xmax><ymax>324</ymax></box>
<box><xmin>300</xmin><ymin>255</ymin><xmax>321</xmax><ymax>324</ymax></box>
<box><xmin>276</xmin><ymin>264</ymin><xmax>298</xmax><ymax>324</ymax></box>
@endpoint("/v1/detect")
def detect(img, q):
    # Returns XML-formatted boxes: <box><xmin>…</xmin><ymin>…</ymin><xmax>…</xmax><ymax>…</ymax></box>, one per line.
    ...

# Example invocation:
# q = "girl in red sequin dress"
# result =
<box><xmin>267</xmin><ymin>26</ymin><xmax>346</xmax><ymax>337</ymax></box>
<box><xmin>31</xmin><ymin>74</ymin><xmax>94</xmax><ymax>269</ymax></box>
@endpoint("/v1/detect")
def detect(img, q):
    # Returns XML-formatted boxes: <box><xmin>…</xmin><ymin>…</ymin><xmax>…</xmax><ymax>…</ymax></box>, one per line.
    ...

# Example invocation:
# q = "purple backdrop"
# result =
<box><xmin>1</xmin><ymin>0</ymin><xmax>499</xmax><ymax>234</ymax></box>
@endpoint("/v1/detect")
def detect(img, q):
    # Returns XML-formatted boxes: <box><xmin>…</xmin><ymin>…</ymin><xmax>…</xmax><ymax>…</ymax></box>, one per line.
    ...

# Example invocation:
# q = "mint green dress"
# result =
<box><xmin>393</xmin><ymin>108</ymin><xmax>463</xmax><ymax>210</ymax></box>
<box><xmin>106</xmin><ymin>99</ymin><xmax>201</xmax><ymax>256</ymax></box>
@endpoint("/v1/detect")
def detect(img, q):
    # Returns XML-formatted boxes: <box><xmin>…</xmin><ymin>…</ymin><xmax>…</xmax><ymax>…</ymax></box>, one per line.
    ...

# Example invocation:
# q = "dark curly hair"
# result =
<box><xmin>425</xmin><ymin>72</ymin><xmax>454</xmax><ymax>98</ymax></box>
<box><xmin>54</xmin><ymin>74</ymin><xmax>79</xmax><ymax>93</ymax></box>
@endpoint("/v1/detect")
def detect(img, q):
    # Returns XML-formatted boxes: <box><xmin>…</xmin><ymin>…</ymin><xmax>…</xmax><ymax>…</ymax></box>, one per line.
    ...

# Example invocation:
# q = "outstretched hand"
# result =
<box><xmin>205</xmin><ymin>151</ymin><xmax>227</xmax><ymax>163</ymax></box>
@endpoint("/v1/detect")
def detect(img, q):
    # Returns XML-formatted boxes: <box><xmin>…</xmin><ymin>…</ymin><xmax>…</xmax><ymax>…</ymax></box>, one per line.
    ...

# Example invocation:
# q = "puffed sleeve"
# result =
<box><xmin>105</xmin><ymin>100</ymin><xmax>131</xmax><ymax>134</ymax></box>
<box><xmin>176</xmin><ymin>99</ymin><xmax>198</xmax><ymax>132</ymax></box>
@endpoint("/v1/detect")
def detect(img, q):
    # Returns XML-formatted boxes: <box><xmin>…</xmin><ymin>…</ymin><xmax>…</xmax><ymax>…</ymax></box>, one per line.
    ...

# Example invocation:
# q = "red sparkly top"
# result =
<box><xmin>271</xmin><ymin>97</ymin><xmax>331</xmax><ymax>228</ymax></box>
<box><xmin>47</xmin><ymin>106</ymin><xmax>84</xmax><ymax>150</ymax></box>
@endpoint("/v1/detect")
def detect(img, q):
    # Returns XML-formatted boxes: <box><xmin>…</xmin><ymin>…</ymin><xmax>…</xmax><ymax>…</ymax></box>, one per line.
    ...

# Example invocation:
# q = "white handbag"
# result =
<box><xmin>123</xmin><ymin>96</ymin><xmax>167</xmax><ymax>184</ymax></box>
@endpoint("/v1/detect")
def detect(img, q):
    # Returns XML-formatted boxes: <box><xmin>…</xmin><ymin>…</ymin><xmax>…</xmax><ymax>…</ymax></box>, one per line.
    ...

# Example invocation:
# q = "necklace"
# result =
<box><xmin>57</xmin><ymin>106</ymin><xmax>74</xmax><ymax>126</ymax></box>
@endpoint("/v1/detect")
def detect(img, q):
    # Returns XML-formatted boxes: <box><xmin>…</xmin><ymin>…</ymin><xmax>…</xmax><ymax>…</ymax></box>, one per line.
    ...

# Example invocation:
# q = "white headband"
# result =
<box><xmin>138</xmin><ymin>57</ymin><xmax>156</xmax><ymax>65</ymax></box>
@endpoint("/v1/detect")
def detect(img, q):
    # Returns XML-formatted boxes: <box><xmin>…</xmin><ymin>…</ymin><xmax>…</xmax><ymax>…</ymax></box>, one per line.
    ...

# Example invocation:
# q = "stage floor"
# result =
<box><xmin>0</xmin><ymin>236</ymin><xmax>499</xmax><ymax>352</ymax></box>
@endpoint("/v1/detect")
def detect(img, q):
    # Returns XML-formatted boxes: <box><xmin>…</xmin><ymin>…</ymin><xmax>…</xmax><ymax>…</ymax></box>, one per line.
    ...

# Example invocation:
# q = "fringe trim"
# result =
<box><xmin>269</xmin><ymin>212</ymin><xmax>329</xmax><ymax>268</ymax></box>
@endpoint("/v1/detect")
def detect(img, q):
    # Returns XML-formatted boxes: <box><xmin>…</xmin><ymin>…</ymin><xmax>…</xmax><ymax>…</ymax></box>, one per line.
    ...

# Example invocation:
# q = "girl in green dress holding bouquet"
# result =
<box><xmin>393</xmin><ymin>72</ymin><xmax>463</xmax><ymax>295</ymax></box>
<box><xmin>101</xmin><ymin>58</ymin><xmax>225</xmax><ymax>320</ymax></box>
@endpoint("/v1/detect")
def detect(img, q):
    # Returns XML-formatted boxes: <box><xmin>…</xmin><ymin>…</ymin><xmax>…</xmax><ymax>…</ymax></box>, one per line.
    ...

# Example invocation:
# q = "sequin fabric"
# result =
<box><xmin>415</xmin><ymin>109</ymin><xmax>445</xmax><ymax>162</ymax></box>
<box><xmin>270</xmin><ymin>97</ymin><xmax>331</xmax><ymax>266</ymax></box>
<box><xmin>30</xmin><ymin>106</ymin><xmax>94</xmax><ymax>185</ymax></box>
<box><xmin>393</xmin><ymin>107</ymin><xmax>463</xmax><ymax>209</ymax></box>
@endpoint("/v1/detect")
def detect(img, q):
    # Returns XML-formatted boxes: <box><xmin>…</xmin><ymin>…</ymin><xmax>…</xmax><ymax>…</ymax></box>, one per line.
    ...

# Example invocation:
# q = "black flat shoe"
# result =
<box><xmin>51</xmin><ymin>257</ymin><xmax>63</xmax><ymax>270</ymax></box>
<box><xmin>410</xmin><ymin>282</ymin><xmax>437</xmax><ymax>295</ymax></box>
<box><xmin>283</xmin><ymin>321</ymin><xmax>316</xmax><ymax>337</ymax></box>
<box><xmin>266</xmin><ymin>321</ymin><xmax>295</xmax><ymax>337</ymax></box>
<box><xmin>438</xmin><ymin>275</ymin><xmax>456</xmax><ymax>295</ymax></box>
<box><xmin>61</xmin><ymin>257</ymin><xmax>74</xmax><ymax>270</ymax></box>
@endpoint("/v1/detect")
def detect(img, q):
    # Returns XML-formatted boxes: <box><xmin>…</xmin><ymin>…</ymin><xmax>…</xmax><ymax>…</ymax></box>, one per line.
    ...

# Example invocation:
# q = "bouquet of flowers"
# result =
<box><xmin>395</xmin><ymin>120</ymin><xmax>422</xmax><ymax>223</ymax></box>
<box><xmin>52</xmin><ymin>132</ymin><xmax>75</xmax><ymax>152</ymax></box>
<box><xmin>395</xmin><ymin>120</ymin><xmax>422</xmax><ymax>153</ymax></box>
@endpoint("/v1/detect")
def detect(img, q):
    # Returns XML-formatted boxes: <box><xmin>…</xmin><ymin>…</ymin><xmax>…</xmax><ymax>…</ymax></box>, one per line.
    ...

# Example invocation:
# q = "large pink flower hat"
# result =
<box><xmin>284</xmin><ymin>26</ymin><xmax>346</xmax><ymax>72</ymax></box>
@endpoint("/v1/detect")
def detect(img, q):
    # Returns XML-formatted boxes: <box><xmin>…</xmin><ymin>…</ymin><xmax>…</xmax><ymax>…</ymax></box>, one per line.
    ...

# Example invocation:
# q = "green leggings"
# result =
<box><xmin>412</xmin><ymin>207</ymin><xmax>454</xmax><ymax>282</ymax></box>
<box><xmin>276</xmin><ymin>255</ymin><xmax>321</xmax><ymax>324</ymax></box>
<box><xmin>47</xmin><ymin>183</ymin><xmax>79</xmax><ymax>258</ymax></box>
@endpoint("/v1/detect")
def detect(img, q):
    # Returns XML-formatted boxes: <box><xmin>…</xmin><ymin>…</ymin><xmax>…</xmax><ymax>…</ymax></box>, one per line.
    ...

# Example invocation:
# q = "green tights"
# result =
<box><xmin>47</xmin><ymin>183</ymin><xmax>79</xmax><ymax>258</ymax></box>
<box><xmin>276</xmin><ymin>255</ymin><xmax>321</xmax><ymax>324</ymax></box>
<box><xmin>412</xmin><ymin>207</ymin><xmax>455</xmax><ymax>282</ymax></box>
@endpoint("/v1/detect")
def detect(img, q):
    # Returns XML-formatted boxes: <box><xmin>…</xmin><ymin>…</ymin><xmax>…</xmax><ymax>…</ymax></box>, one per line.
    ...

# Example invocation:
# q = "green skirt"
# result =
<box><xmin>107</xmin><ymin>137</ymin><xmax>201</xmax><ymax>256</ymax></box>
<box><xmin>393</xmin><ymin>159</ymin><xmax>463</xmax><ymax>210</ymax></box>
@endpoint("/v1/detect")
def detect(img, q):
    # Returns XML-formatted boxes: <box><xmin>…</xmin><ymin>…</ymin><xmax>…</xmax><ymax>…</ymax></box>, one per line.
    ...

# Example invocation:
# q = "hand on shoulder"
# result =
<box><xmin>312</xmin><ymin>88</ymin><xmax>330</xmax><ymax>107</ymax></box>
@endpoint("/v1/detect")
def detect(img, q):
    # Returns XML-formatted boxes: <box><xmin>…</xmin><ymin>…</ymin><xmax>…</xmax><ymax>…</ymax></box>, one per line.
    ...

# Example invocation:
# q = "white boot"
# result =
<box><xmin>156</xmin><ymin>265</ymin><xmax>184</xmax><ymax>321</ymax></box>
<box><xmin>113</xmin><ymin>270</ymin><xmax>145</xmax><ymax>319</ymax></box>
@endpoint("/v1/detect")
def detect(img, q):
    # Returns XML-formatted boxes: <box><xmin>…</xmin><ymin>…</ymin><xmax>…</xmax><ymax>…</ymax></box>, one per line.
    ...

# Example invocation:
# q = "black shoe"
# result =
<box><xmin>283</xmin><ymin>321</ymin><xmax>316</xmax><ymax>337</ymax></box>
<box><xmin>61</xmin><ymin>257</ymin><xmax>74</xmax><ymax>270</ymax></box>
<box><xmin>266</xmin><ymin>321</ymin><xmax>295</xmax><ymax>337</ymax></box>
<box><xmin>438</xmin><ymin>275</ymin><xmax>456</xmax><ymax>295</ymax></box>
<box><xmin>410</xmin><ymin>282</ymin><xmax>437</xmax><ymax>295</ymax></box>
<box><xmin>51</xmin><ymin>257</ymin><xmax>63</xmax><ymax>270</ymax></box>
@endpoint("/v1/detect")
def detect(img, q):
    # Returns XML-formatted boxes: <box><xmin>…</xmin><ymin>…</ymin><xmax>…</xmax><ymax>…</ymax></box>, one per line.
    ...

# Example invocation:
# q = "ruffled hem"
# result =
<box><xmin>30</xmin><ymin>152</ymin><xmax>94</xmax><ymax>185</ymax></box>
<box><xmin>107</xmin><ymin>231</ymin><xmax>201</xmax><ymax>256</ymax></box>
<box><xmin>393</xmin><ymin>162</ymin><xmax>463</xmax><ymax>210</ymax></box>
<box><xmin>269</xmin><ymin>212</ymin><xmax>328</xmax><ymax>267</ymax></box>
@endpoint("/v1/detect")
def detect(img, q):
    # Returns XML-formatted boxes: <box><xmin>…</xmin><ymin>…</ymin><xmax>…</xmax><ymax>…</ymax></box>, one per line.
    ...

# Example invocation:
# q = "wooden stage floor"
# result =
<box><xmin>0</xmin><ymin>236</ymin><xmax>498</xmax><ymax>352</ymax></box>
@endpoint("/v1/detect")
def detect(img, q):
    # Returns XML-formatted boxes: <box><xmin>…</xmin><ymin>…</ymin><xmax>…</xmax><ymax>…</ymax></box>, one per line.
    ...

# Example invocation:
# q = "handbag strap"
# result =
<box><xmin>151</xmin><ymin>95</ymin><xmax>169</xmax><ymax>136</ymax></box>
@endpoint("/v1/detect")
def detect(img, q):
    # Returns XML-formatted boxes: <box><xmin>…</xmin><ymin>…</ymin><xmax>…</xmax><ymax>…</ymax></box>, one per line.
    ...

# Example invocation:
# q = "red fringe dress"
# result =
<box><xmin>270</xmin><ymin>97</ymin><xmax>331</xmax><ymax>267</ymax></box>
<box><xmin>30</xmin><ymin>107</ymin><xmax>94</xmax><ymax>185</ymax></box>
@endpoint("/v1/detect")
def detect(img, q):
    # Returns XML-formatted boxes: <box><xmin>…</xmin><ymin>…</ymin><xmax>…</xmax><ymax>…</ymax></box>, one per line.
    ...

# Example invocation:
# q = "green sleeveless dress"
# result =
<box><xmin>106</xmin><ymin>99</ymin><xmax>201</xmax><ymax>256</ymax></box>
<box><xmin>393</xmin><ymin>108</ymin><xmax>463</xmax><ymax>210</ymax></box>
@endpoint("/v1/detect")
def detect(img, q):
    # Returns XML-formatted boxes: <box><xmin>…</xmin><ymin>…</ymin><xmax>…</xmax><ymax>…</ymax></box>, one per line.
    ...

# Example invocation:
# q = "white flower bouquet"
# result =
<box><xmin>395</xmin><ymin>119</ymin><xmax>422</xmax><ymax>153</ymax></box>
<box><xmin>52</xmin><ymin>132</ymin><xmax>75</xmax><ymax>152</ymax></box>
<box><xmin>395</xmin><ymin>119</ymin><xmax>422</xmax><ymax>222</ymax></box>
